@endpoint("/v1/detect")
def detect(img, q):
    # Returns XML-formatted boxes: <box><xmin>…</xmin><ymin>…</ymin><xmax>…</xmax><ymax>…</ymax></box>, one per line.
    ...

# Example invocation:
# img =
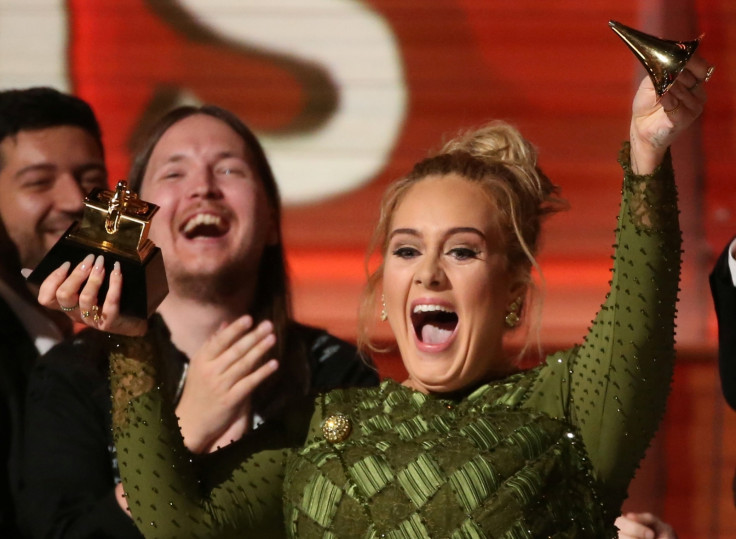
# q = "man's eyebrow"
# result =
<box><xmin>161</xmin><ymin>151</ymin><xmax>246</xmax><ymax>164</ymax></box>
<box><xmin>161</xmin><ymin>154</ymin><xmax>186</xmax><ymax>164</ymax></box>
<box><xmin>14</xmin><ymin>163</ymin><xmax>55</xmax><ymax>178</ymax></box>
<box><xmin>74</xmin><ymin>162</ymin><xmax>107</xmax><ymax>175</ymax></box>
<box><xmin>15</xmin><ymin>161</ymin><xmax>106</xmax><ymax>176</ymax></box>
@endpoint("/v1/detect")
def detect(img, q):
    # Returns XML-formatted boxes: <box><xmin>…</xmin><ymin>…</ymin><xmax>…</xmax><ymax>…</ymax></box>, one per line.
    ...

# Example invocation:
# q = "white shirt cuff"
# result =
<box><xmin>728</xmin><ymin>238</ymin><xmax>736</xmax><ymax>287</ymax></box>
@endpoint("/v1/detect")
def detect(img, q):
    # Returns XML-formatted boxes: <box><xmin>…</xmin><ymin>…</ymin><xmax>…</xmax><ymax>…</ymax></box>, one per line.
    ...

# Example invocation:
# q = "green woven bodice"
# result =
<box><xmin>285</xmin><ymin>377</ymin><xmax>608</xmax><ymax>538</ymax></box>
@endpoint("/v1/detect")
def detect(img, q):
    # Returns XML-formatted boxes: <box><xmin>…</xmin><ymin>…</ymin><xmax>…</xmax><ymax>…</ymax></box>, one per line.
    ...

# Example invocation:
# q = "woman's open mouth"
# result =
<box><xmin>411</xmin><ymin>304</ymin><xmax>458</xmax><ymax>346</ymax></box>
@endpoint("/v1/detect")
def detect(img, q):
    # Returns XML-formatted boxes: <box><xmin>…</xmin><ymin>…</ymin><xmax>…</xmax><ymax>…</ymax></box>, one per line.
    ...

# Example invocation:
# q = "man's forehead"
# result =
<box><xmin>2</xmin><ymin>126</ymin><xmax>101</xmax><ymax>155</ymax></box>
<box><xmin>0</xmin><ymin>128</ymin><xmax>60</xmax><ymax>157</ymax></box>
<box><xmin>0</xmin><ymin>127</ymin><xmax>105</xmax><ymax>180</ymax></box>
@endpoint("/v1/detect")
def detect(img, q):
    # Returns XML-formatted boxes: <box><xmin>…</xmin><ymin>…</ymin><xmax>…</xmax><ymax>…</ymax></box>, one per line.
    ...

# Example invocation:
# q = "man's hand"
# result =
<box><xmin>175</xmin><ymin>315</ymin><xmax>278</xmax><ymax>454</ymax></box>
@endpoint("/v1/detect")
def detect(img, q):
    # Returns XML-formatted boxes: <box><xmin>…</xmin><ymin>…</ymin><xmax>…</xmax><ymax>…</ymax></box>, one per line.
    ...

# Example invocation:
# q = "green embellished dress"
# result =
<box><xmin>111</xmin><ymin>145</ymin><xmax>680</xmax><ymax>538</ymax></box>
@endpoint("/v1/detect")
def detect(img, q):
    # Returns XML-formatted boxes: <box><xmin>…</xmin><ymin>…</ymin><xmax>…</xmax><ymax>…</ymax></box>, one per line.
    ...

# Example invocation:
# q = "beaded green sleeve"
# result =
<box><xmin>110</xmin><ymin>335</ymin><xmax>293</xmax><ymax>538</ymax></box>
<box><xmin>523</xmin><ymin>142</ymin><xmax>680</xmax><ymax>520</ymax></box>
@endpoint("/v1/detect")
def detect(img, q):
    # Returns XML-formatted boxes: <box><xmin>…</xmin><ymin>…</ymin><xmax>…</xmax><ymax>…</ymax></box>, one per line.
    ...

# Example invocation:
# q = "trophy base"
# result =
<box><xmin>27</xmin><ymin>234</ymin><xmax>168</xmax><ymax>320</ymax></box>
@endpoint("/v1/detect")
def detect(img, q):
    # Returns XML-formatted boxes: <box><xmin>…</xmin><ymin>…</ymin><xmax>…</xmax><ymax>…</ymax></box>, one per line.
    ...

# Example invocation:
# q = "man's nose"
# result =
<box><xmin>54</xmin><ymin>174</ymin><xmax>86</xmax><ymax>215</ymax></box>
<box><xmin>189</xmin><ymin>167</ymin><xmax>222</xmax><ymax>199</ymax></box>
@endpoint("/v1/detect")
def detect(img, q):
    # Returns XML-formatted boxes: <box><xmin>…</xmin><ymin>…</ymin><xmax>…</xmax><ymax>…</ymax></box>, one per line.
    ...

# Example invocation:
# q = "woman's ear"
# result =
<box><xmin>508</xmin><ymin>279</ymin><xmax>528</xmax><ymax>308</ymax></box>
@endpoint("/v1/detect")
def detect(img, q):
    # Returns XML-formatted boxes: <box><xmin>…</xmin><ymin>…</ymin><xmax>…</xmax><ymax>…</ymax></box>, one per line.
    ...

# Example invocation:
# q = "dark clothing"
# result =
<box><xmin>710</xmin><ymin>239</ymin><xmax>736</xmax><ymax>410</ymax></box>
<box><xmin>18</xmin><ymin>315</ymin><xmax>378</xmax><ymax>539</ymax></box>
<box><xmin>710</xmin><ymin>239</ymin><xmax>736</xmax><ymax>505</ymax></box>
<box><xmin>0</xmin><ymin>297</ymin><xmax>38</xmax><ymax>538</ymax></box>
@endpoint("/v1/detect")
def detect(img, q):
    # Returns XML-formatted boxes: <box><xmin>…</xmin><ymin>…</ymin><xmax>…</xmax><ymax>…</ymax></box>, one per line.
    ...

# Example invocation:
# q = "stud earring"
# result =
<box><xmin>381</xmin><ymin>295</ymin><xmax>388</xmax><ymax>322</ymax></box>
<box><xmin>505</xmin><ymin>297</ymin><xmax>522</xmax><ymax>328</ymax></box>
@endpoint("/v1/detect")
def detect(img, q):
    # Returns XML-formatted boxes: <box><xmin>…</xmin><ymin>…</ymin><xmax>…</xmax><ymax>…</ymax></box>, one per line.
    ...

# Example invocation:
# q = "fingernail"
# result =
<box><xmin>20</xmin><ymin>268</ymin><xmax>32</xmax><ymax>278</ymax></box>
<box><xmin>58</xmin><ymin>261</ymin><xmax>71</xmax><ymax>273</ymax></box>
<box><xmin>93</xmin><ymin>255</ymin><xmax>104</xmax><ymax>271</ymax></box>
<box><xmin>259</xmin><ymin>320</ymin><xmax>274</xmax><ymax>332</ymax></box>
<box><xmin>112</xmin><ymin>261</ymin><xmax>121</xmax><ymax>275</ymax></box>
<box><xmin>79</xmin><ymin>254</ymin><xmax>95</xmax><ymax>270</ymax></box>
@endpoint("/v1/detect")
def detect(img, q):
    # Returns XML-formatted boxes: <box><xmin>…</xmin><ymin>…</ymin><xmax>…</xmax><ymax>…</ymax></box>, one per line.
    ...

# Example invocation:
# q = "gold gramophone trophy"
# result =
<box><xmin>609</xmin><ymin>20</ymin><xmax>702</xmax><ymax>97</ymax></box>
<box><xmin>27</xmin><ymin>180</ymin><xmax>168</xmax><ymax>319</ymax></box>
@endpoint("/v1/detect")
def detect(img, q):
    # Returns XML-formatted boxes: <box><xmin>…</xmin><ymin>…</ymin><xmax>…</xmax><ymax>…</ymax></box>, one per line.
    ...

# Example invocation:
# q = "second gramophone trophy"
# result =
<box><xmin>27</xmin><ymin>180</ymin><xmax>168</xmax><ymax>319</ymax></box>
<box><xmin>609</xmin><ymin>20</ymin><xmax>704</xmax><ymax>97</ymax></box>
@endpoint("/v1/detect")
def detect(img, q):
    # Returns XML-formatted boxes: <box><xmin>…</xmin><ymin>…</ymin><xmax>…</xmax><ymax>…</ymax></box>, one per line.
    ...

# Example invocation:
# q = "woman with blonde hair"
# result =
<box><xmin>38</xmin><ymin>55</ymin><xmax>711</xmax><ymax>537</ymax></box>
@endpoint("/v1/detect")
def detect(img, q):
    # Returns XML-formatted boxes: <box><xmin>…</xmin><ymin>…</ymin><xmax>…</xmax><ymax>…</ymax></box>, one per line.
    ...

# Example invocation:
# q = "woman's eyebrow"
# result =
<box><xmin>445</xmin><ymin>226</ymin><xmax>486</xmax><ymax>239</ymax></box>
<box><xmin>388</xmin><ymin>228</ymin><xmax>419</xmax><ymax>240</ymax></box>
<box><xmin>388</xmin><ymin>227</ymin><xmax>486</xmax><ymax>241</ymax></box>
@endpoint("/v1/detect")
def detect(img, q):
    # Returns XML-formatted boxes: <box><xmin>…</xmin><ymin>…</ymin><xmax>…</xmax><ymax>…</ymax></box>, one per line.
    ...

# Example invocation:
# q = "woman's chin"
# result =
<box><xmin>402</xmin><ymin>365</ymin><xmax>466</xmax><ymax>395</ymax></box>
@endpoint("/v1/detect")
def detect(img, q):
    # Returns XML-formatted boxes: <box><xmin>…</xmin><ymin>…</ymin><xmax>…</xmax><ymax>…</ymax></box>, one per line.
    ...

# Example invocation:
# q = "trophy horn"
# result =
<box><xmin>609</xmin><ymin>20</ymin><xmax>702</xmax><ymax>97</ymax></box>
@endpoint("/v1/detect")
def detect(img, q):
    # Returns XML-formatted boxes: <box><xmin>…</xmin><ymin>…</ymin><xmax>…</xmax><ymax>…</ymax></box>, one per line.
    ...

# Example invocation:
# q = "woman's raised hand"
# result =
<box><xmin>36</xmin><ymin>254</ymin><xmax>147</xmax><ymax>336</ymax></box>
<box><xmin>175</xmin><ymin>315</ymin><xmax>279</xmax><ymax>454</ymax></box>
<box><xmin>629</xmin><ymin>55</ymin><xmax>713</xmax><ymax>174</ymax></box>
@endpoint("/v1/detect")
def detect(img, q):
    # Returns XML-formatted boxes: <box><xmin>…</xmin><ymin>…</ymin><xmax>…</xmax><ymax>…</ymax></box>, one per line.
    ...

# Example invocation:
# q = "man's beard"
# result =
<box><xmin>169</xmin><ymin>264</ymin><xmax>249</xmax><ymax>305</ymax></box>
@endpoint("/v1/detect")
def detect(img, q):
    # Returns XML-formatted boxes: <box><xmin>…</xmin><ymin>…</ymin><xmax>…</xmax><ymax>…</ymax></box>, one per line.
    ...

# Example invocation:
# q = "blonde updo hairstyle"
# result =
<box><xmin>359</xmin><ymin>121</ymin><xmax>567</xmax><ymax>361</ymax></box>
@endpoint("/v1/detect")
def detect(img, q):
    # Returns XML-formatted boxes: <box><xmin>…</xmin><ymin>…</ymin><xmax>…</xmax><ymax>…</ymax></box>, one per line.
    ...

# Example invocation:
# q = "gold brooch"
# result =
<box><xmin>321</xmin><ymin>413</ymin><xmax>352</xmax><ymax>443</ymax></box>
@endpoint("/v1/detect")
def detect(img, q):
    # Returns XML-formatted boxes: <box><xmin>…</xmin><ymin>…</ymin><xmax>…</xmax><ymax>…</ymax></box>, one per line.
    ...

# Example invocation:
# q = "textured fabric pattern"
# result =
<box><xmin>112</xmin><ymin>144</ymin><xmax>680</xmax><ymax>538</ymax></box>
<box><xmin>284</xmin><ymin>378</ymin><xmax>604</xmax><ymax>537</ymax></box>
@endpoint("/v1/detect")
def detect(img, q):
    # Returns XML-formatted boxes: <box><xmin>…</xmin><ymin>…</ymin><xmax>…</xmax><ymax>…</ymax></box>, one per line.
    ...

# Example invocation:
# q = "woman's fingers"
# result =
<box><xmin>665</xmin><ymin>75</ymin><xmax>706</xmax><ymax>117</ymax></box>
<box><xmin>57</xmin><ymin>254</ymin><xmax>95</xmax><ymax>312</ymax></box>
<box><xmin>684</xmin><ymin>54</ymin><xmax>712</xmax><ymax>81</ymax></box>
<box><xmin>96</xmin><ymin>260</ymin><xmax>122</xmax><ymax>327</ymax></box>
<box><xmin>36</xmin><ymin>261</ymin><xmax>72</xmax><ymax>309</ymax></box>
<box><xmin>659</xmin><ymin>58</ymin><xmax>711</xmax><ymax>117</ymax></box>
<box><xmin>33</xmin><ymin>254</ymin><xmax>148</xmax><ymax>336</ymax></box>
<box><xmin>78</xmin><ymin>255</ymin><xmax>105</xmax><ymax>317</ymax></box>
<box><xmin>37</xmin><ymin>254</ymin><xmax>96</xmax><ymax>320</ymax></box>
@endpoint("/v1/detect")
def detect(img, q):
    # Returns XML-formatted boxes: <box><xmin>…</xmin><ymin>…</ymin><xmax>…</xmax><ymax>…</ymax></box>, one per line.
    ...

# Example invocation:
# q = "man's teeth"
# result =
<box><xmin>413</xmin><ymin>304</ymin><xmax>454</xmax><ymax>314</ymax></box>
<box><xmin>183</xmin><ymin>214</ymin><xmax>223</xmax><ymax>233</ymax></box>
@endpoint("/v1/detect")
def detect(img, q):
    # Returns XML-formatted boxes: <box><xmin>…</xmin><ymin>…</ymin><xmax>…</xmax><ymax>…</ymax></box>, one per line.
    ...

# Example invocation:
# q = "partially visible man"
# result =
<box><xmin>0</xmin><ymin>87</ymin><xmax>107</xmax><ymax>537</ymax></box>
<box><xmin>711</xmin><ymin>238</ymin><xmax>736</xmax><ymax>409</ymax></box>
<box><xmin>710</xmin><ymin>237</ymin><xmax>736</xmax><ymax>504</ymax></box>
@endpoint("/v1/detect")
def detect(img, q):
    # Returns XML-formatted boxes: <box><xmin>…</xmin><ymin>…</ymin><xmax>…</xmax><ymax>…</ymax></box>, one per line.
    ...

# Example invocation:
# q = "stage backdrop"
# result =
<box><xmin>1</xmin><ymin>1</ymin><xmax>735</xmax><ymax>536</ymax></box>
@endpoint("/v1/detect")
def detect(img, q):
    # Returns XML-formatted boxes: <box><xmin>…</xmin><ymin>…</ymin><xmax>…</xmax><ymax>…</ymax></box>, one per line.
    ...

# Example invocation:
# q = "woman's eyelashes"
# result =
<box><xmin>389</xmin><ymin>244</ymin><xmax>482</xmax><ymax>261</ymax></box>
<box><xmin>447</xmin><ymin>246</ymin><xmax>481</xmax><ymax>261</ymax></box>
<box><xmin>392</xmin><ymin>245</ymin><xmax>421</xmax><ymax>259</ymax></box>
